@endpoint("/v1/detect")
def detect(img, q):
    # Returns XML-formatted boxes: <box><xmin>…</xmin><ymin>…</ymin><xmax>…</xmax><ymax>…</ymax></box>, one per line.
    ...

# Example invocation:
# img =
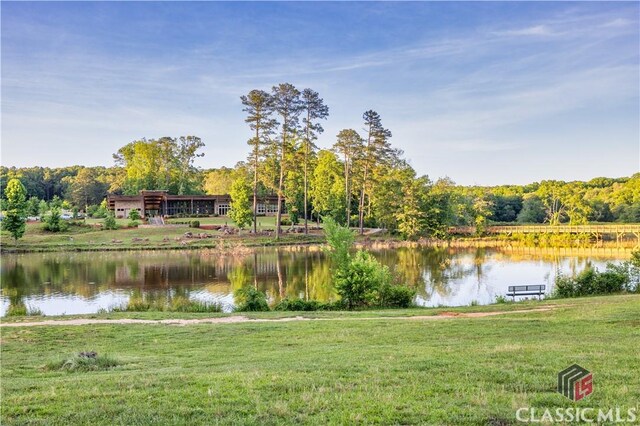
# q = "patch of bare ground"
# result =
<box><xmin>0</xmin><ymin>307</ymin><xmax>554</xmax><ymax>328</ymax></box>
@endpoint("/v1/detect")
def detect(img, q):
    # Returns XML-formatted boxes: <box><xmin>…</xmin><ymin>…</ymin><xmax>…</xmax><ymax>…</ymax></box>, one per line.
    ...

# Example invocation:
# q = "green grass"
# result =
<box><xmin>0</xmin><ymin>221</ymin><xmax>326</xmax><ymax>253</ymax></box>
<box><xmin>165</xmin><ymin>216</ymin><xmax>289</xmax><ymax>228</ymax></box>
<box><xmin>44</xmin><ymin>353</ymin><xmax>122</xmax><ymax>372</ymax></box>
<box><xmin>110</xmin><ymin>296</ymin><xmax>223</xmax><ymax>313</ymax></box>
<box><xmin>1</xmin><ymin>295</ymin><xmax>639</xmax><ymax>425</ymax></box>
<box><xmin>0</xmin><ymin>294</ymin><xmax>630</xmax><ymax>322</ymax></box>
<box><xmin>4</xmin><ymin>304</ymin><xmax>43</xmax><ymax>317</ymax></box>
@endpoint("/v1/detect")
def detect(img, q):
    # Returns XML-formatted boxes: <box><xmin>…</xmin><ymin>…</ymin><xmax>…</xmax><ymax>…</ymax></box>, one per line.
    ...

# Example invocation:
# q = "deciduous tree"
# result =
<box><xmin>310</xmin><ymin>150</ymin><xmax>345</xmax><ymax>223</ymax></box>
<box><xmin>2</xmin><ymin>178</ymin><xmax>27</xmax><ymax>242</ymax></box>
<box><xmin>229</xmin><ymin>173</ymin><xmax>253</xmax><ymax>230</ymax></box>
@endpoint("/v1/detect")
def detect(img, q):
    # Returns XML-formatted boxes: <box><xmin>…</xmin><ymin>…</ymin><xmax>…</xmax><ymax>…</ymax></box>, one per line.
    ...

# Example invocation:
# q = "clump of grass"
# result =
<box><xmin>110</xmin><ymin>296</ymin><xmax>223</xmax><ymax>313</ymax></box>
<box><xmin>45</xmin><ymin>352</ymin><xmax>121</xmax><ymax>372</ymax></box>
<box><xmin>469</xmin><ymin>300</ymin><xmax>479</xmax><ymax>307</ymax></box>
<box><xmin>273</xmin><ymin>298</ymin><xmax>339</xmax><ymax>311</ymax></box>
<box><xmin>170</xmin><ymin>297</ymin><xmax>223</xmax><ymax>313</ymax></box>
<box><xmin>5</xmin><ymin>305</ymin><xmax>28</xmax><ymax>317</ymax></box>
<box><xmin>4</xmin><ymin>304</ymin><xmax>43</xmax><ymax>317</ymax></box>
<box><xmin>494</xmin><ymin>295</ymin><xmax>511</xmax><ymax>304</ymax></box>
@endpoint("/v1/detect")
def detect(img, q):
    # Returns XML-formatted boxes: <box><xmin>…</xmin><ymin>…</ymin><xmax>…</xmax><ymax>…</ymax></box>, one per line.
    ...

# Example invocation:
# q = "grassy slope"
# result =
<box><xmin>1</xmin><ymin>295</ymin><xmax>639</xmax><ymax>425</ymax></box>
<box><xmin>0</xmin><ymin>221</ymin><xmax>325</xmax><ymax>252</ymax></box>
<box><xmin>0</xmin><ymin>294</ymin><xmax>621</xmax><ymax>322</ymax></box>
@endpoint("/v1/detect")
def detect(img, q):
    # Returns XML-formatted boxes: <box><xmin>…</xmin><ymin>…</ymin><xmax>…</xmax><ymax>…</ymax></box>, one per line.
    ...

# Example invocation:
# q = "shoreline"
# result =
<box><xmin>1</xmin><ymin>235</ymin><xmax>636</xmax><ymax>255</ymax></box>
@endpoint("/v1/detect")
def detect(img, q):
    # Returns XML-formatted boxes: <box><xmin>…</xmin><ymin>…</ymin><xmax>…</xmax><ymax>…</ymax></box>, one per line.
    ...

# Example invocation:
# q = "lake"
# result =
<box><xmin>0</xmin><ymin>246</ymin><xmax>632</xmax><ymax>316</ymax></box>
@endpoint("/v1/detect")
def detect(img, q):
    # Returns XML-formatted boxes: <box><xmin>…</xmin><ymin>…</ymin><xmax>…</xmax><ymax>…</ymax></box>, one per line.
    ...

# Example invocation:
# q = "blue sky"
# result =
<box><xmin>1</xmin><ymin>1</ymin><xmax>638</xmax><ymax>185</ymax></box>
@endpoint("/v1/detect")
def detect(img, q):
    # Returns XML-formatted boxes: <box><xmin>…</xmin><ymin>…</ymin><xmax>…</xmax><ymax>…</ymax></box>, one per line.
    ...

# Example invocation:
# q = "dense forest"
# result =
<box><xmin>2</xmin><ymin>83</ymin><xmax>639</xmax><ymax>238</ymax></box>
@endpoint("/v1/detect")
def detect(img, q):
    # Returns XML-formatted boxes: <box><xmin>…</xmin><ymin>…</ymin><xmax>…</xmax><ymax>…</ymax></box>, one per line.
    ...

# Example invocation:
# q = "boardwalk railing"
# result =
<box><xmin>449</xmin><ymin>224</ymin><xmax>640</xmax><ymax>237</ymax></box>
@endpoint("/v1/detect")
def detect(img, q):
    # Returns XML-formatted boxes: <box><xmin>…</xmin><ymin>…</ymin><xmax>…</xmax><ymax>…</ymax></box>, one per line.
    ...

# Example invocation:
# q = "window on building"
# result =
<box><xmin>265</xmin><ymin>203</ymin><xmax>278</xmax><ymax>214</ymax></box>
<box><xmin>218</xmin><ymin>203</ymin><xmax>230</xmax><ymax>216</ymax></box>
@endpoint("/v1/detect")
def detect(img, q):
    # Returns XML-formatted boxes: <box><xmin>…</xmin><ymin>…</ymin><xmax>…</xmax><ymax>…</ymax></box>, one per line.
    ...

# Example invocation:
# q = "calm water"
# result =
<box><xmin>0</xmin><ymin>247</ymin><xmax>631</xmax><ymax>316</ymax></box>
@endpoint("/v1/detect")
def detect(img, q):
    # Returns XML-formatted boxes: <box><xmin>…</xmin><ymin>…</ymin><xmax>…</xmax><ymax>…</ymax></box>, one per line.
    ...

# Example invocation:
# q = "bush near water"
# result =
<box><xmin>554</xmin><ymin>251</ymin><xmax>640</xmax><ymax>298</ymax></box>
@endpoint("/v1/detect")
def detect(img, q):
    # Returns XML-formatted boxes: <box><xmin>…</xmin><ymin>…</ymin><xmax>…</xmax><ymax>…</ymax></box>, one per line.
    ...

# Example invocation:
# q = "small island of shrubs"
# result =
<box><xmin>235</xmin><ymin>218</ymin><xmax>416</xmax><ymax>312</ymax></box>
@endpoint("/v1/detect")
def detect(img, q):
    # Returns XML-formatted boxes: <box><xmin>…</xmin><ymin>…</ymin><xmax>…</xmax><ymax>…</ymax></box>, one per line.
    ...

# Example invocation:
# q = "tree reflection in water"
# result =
<box><xmin>0</xmin><ymin>247</ymin><xmax>626</xmax><ymax>315</ymax></box>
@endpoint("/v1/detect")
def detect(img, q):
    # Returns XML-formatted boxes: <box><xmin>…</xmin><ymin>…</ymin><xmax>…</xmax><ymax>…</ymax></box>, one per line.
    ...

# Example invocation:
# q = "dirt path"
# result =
<box><xmin>0</xmin><ymin>308</ymin><xmax>554</xmax><ymax>328</ymax></box>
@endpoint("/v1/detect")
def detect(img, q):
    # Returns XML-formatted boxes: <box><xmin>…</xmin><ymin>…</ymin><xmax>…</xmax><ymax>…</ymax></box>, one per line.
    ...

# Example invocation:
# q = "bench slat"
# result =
<box><xmin>507</xmin><ymin>285</ymin><xmax>545</xmax><ymax>292</ymax></box>
<box><xmin>507</xmin><ymin>285</ymin><xmax>546</xmax><ymax>298</ymax></box>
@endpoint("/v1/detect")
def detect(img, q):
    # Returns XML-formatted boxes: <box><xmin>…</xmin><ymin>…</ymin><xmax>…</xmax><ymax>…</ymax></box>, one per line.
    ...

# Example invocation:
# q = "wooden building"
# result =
<box><xmin>107</xmin><ymin>190</ymin><xmax>282</xmax><ymax>218</ymax></box>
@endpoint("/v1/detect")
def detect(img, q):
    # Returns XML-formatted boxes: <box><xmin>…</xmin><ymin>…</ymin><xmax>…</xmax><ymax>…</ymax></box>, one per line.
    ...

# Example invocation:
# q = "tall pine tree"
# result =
<box><xmin>241</xmin><ymin>90</ymin><xmax>277</xmax><ymax>232</ymax></box>
<box><xmin>300</xmin><ymin>88</ymin><xmax>329</xmax><ymax>234</ymax></box>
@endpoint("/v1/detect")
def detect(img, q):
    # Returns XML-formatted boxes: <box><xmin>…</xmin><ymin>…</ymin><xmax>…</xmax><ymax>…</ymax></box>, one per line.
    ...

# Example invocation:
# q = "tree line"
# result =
<box><xmin>2</xmin><ymin>82</ymin><xmax>639</xmax><ymax>240</ymax></box>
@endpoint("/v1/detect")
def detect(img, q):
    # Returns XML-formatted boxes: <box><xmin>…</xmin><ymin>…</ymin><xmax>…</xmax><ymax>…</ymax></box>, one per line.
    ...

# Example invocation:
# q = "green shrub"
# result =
<box><xmin>127</xmin><ymin>210</ymin><xmax>141</xmax><ymax>227</ymax></box>
<box><xmin>4</xmin><ymin>304</ymin><xmax>41</xmax><ymax>317</ymax></box>
<box><xmin>280</xmin><ymin>218</ymin><xmax>292</xmax><ymax>226</ymax></box>
<box><xmin>323</xmin><ymin>216</ymin><xmax>354</xmax><ymax>274</ymax></box>
<box><xmin>128</xmin><ymin>209</ymin><xmax>141</xmax><ymax>221</ymax></box>
<box><xmin>606</xmin><ymin>258</ymin><xmax>640</xmax><ymax>293</ymax></box>
<box><xmin>554</xmin><ymin>273</ymin><xmax>577</xmax><ymax>298</ymax></box>
<box><xmin>273</xmin><ymin>298</ymin><xmax>338</xmax><ymax>311</ymax></box>
<box><xmin>324</xmin><ymin>217</ymin><xmax>416</xmax><ymax>310</ymax></box>
<box><xmin>42</xmin><ymin>207</ymin><xmax>69</xmax><ymax>232</ymax></box>
<box><xmin>593</xmin><ymin>270</ymin><xmax>627</xmax><ymax>294</ymax></box>
<box><xmin>234</xmin><ymin>287</ymin><xmax>270</xmax><ymax>312</ymax></box>
<box><xmin>91</xmin><ymin>204</ymin><xmax>109</xmax><ymax>219</ymax></box>
<box><xmin>554</xmin><ymin>265</ymin><xmax>630</xmax><ymax>298</ymax></box>
<box><xmin>335</xmin><ymin>250</ymin><xmax>389</xmax><ymax>309</ymax></box>
<box><xmin>379</xmin><ymin>283</ymin><xmax>416</xmax><ymax>308</ymax></box>
<box><xmin>103</xmin><ymin>213</ymin><xmax>118</xmax><ymax>230</ymax></box>
<box><xmin>190</xmin><ymin>220</ymin><xmax>200</xmax><ymax>228</ymax></box>
<box><xmin>4</xmin><ymin>304</ymin><xmax>27</xmax><ymax>317</ymax></box>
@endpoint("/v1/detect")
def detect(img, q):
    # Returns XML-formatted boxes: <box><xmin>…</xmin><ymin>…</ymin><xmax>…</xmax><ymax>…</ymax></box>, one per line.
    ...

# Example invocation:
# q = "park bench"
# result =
<box><xmin>506</xmin><ymin>285</ymin><xmax>546</xmax><ymax>300</ymax></box>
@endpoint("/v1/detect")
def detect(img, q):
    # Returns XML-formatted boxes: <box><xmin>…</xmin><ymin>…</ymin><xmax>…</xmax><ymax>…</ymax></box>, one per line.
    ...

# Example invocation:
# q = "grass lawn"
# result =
<box><xmin>84</xmin><ymin>216</ymin><xmax>297</xmax><ymax>229</ymax></box>
<box><xmin>0</xmin><ymin>221</ymin><xmax>325</xmax><ymax>252</ymax></box>
<box><xmin>1</xmin><ymin>295</ymin><xmax>639</xmax><ymax>425</ymax></box>
<box><xmin>164</xmin><ymin>216</ymin><xmax>314</xmax><ymax>230</ymax></box>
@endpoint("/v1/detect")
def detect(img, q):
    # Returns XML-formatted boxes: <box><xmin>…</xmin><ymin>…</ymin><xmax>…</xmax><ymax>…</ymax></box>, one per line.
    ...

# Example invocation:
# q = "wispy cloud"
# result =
<box><xmin>493</xmin><ymin>25</ymin><xmax>555</xmax><ymax>37</ymax></box>
<box><xmin>602</xmin><ymin>18</ymin><xmax>632</xmax><ymax>28</ymax></box>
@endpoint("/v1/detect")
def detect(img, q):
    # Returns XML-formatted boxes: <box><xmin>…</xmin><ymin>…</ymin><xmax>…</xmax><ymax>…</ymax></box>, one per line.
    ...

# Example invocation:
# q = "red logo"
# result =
<box><xmin>558</xmin><ymin>364</ymin><xmax>593</xmax><ymax>401</ymax></box>
<box><xmin>573</xmin><ymin>372</ymin><xmax>593</xmax><ymax>401</ymax></box>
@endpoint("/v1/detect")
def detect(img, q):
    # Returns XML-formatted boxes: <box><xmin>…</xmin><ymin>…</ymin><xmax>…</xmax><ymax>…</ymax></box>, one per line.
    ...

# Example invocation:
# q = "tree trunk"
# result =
<box><xmin>358</xmin><ymin>165</ymin><xmax>368</xmax><ymax>235</ymax></box>
<box><xmin>275</xmin><ymin>119</ymin><xmax>287</xmax><ymax>240</ymax></box>
<box><xmin>344</xmin><ymin>154</ymin><xmax>350</xmax><ymax>228</ymax></box>
<box><xmin>252</xmin><ymin>128</ymin><xmax>259</xmax><ymax>234</ymax></box>
<box><xmin>303</xmin><ymin>111</ymin><xmax>310</xmax><ymax>235</ymax></box>
<box><xmin>359</xmin><ymin>124</ymin><xmax>373</xmax><ymax>235</ymax></box>
<box><xmin>276</xmin><ymin>166</ymin><xmax>284</xmax><ymax>240</ymax></box>
<box><xmin>303</xmin><ymin>143</ymin><xmax>309</xmax><ymax>235</ymax></box>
